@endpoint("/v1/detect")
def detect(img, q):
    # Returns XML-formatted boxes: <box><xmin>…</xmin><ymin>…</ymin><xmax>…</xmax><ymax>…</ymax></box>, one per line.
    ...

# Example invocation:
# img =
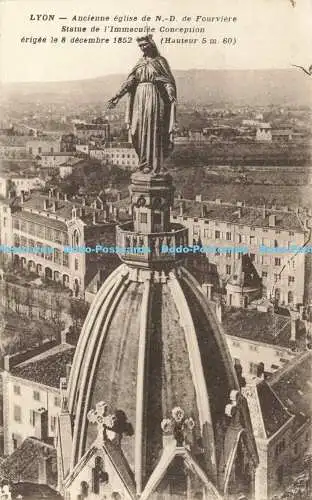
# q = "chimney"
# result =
<box><xmin>51</xmin><ymin>201</ymin><xmax>58</xmax><ymax>212</ymax></box>
<box><xmin>93</xmin><ymin>210</ymin><xmax>98</xmax><ymax>224</ymax></box>
<box><xmin>48</xmin><ymin>188</ymin><xmax>53</xmax><ymax>198</ymax></box>
<box><xmin>262</xmin><ymin>204</ymin><xmax>267</xmax><ymax>218</ymax></box>
<box><xmin>20</xmin><ymin>191</ymin><xmax>26</xmax><ymax>204</ymax></box>
<box><xmin>216</xmin><ymin>198</ymin><xmax>222</xmax><ymax>205</ymax></box>
<box><xmin>290</xmin><ymin>311</ymin><xmax>300</xmax><ymax>342</ymax></box>
<box><xmin>179</xmin><ymin>201</ymin><xmax>185</xmax><ymax>216</ymax></box>
<box><xmin>195</xmin><ymin>194</ymin><xmax>202</xmax><ymax>202</ymax></box>
<box><xmin>43</xmin><ymin>199</ymin><xmax>49</xmax><ymax>211</ymax></box>
<box><xmin>117</xmin><ymin>192</ymin><xmax>121</xmax><ymax>201</ymax></box>
<box><xmin>216</xmin><ymin>301</ymin><xmax>222</xmax><ymax>323</ymax></box>
<box><xmin>72</xmin><ymin>206</ymin><xmax>77</xmax><ymax>219</ymax></box>
<box><xmin>56</xmin><ymin>191</ymin><xmax>61</xmax><ymax>201</ymax></box>
<box><xmin>202</xmin><ymin>283</ymin><xmax>213</xmax><ymax>300</ymax></box>
<box><xmin>79</xmin><ymin>207</ymin><xmax>85</xmax><ymax>218</ymax></box>
<box><xmin>37</xmin><ymin>408</ymin><xmax>48</xmax><ymax>441</ymax></box>
<box><xmin>66</xmin><ymin>363</ymin><xmax>72</xmax><ymax>381</ymax></box>
<box><xmin>82</xmin><ymin>197</ymin><xmax>86</xmax><ymax>206</ymax></box>
<box><xmin>201</xmin><ymin>204</ymin><xmax>207</xmax><ymax>218</ymax></box>
<box><xmin>269</xmin><ymin>214</ymin><xmax>276</xmax><ymax>227</ymax></box>
<box><xmin>64</xmin><ymin>193</ymin><xmax>68</xmax><ymax>202</ymax></box>
<box><xmin>237</xmin><ymin>207</ymin><xmax>242</xmax><ymax>219</ymax></box>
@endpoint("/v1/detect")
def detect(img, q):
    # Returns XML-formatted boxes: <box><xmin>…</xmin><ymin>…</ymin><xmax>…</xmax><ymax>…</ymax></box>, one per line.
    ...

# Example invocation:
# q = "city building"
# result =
<box><xmin>221</xmin><ymin>307</ymin><xmax>304</xmax><ymax>380</ymax></box>
<box><xmin>0</xmin><ymin>173</ymin><xmax>44</xmax><ymax>198</ymax></box>
<box><xmin>57</xmin><ymin>171</ymin><xmax>259</xmax><ymax>499</ymax></box>
<box><xmin>73</xmin><ymin>119</ymin><xmax>110</xmax><ymax>142</ymax></box>
<box><xmin>242</xmin><ymin>350</ymin><xmax>312</xmax><ymax>498</ymax></box>
<box><xmin>26</xmin><ymin>139</ymin><xmax>61</xmax><ymax>157</ymax></box>
<box><xmin>171</xmin><ymin>198</ymin><xmax>308</xmax><ymax>307</ymax></box>
<box><xmin>1</xmin><ymin>191</ymin><xmax>118</xmax><ymax>297</ymax></box>
<box><xmin>89</xmin><ymin>143</ymin><xmax>139</xmax><ymax>169</ymax></box>
<box><xmin>256</xmin><ymin>123</ymin><xmax>272</xmax><ymax>142</ymax></box>
<box><xmin>39</xmin><ymin>152</ymin><xmax>78</xmax><ymax>169</ymax></box>
<box><xmin>2</xmin><ymin>340</ymin><xmax>75</xmax><ymax>456</ymax></box>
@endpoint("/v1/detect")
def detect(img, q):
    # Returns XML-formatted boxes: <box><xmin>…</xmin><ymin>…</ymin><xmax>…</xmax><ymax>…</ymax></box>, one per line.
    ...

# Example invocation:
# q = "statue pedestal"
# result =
<box><xmin>116</xmin><ymin>171</ymin><xmax>188</xmax><ymax>269</ymax></box>
<box><xmin>130</xmin><ymin>172</ymin><xmax>174</xmax><ymax>234</ymax></box>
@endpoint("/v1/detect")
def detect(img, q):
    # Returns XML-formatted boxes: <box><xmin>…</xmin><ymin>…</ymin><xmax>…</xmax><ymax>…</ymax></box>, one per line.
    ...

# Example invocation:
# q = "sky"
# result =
<box><xmin>1</xmin><ymin>0</ymin><xmax>312</xmax><ymax>83</ymax></box>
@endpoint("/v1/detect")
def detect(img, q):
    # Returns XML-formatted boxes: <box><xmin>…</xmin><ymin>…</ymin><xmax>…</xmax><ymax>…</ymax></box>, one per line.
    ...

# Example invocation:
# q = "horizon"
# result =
<box><xmin>1</xmin><ymin>66</ymin><xmax>302</xmax><ymax>86</ymax></box>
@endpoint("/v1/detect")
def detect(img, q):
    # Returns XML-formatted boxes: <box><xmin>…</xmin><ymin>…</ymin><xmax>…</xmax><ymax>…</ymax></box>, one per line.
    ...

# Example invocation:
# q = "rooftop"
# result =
<box><xmin>222</xmin><ymin>308</ymin><xmax>303</xmax><ymax>349</ymax></box>
<box><xmin>256</xmin><ymin>381</ymin><xmax>291</xmax><ymax>438</ymax></box>
<box><xmin>13</xmin><ymin>193</ymin><xmax>112</xmax><ymax>226</ymax></box>
<box><xmin>0</xmin><ymin>437</ymin><xmax>57</xmax><ymax>486</ymax></box>
<box><xmin>11</xmin><ymin>343</ymin><xmax>75</xmax><ymax>388</ymax></box>
<box><xmin>269</xmin><ymin>350</ymin><xmax>312</xmax><ymax>429</ymax></box>
<box><xmin>171</xmin><ymin>199</ymin><xmax>305</xmax><ymax>233</ymax></box>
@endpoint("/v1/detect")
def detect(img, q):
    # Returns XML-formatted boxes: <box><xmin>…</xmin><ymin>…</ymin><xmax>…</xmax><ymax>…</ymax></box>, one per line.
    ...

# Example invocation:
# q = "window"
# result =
<box><xmin>29</xmin><ymin>410</ymin><xmax>36</xmax><ymax>427</ymax></box>
<box><xmin>249</xmin><ymin>344</ymin><xmax>258</xmax><ymax>352</ymax></box>
<box><xmin>275</xmin><ymin>258</ymin><xmax>281</xmax><ymax>266</ymax></box>
<box><xmin>226</xmin><ymin>232</ymin><xmax>232</xmax><ymax>241</ymax></box>
<box><xmin>154</xmin><ymin>213</ymin><xmax>161</xmax><ymax>225</ymax></box>
<box><xmin>289</xmin><ymin>231</ymin><xmax>294</xmax><ymax>236</ymax></box>
<box><xmin>140</xmin><ymin>213</ymin><xmax>148</xmax><ymax>224</ymax></box>
<box><xmin>226</xmin><ymin>251</ymin><xmax>231</xmax><ymax>259</ymax></box>
<box><xmin>215</xmin><ymin>230</ymin><xmax>220</xmax><ymax>239</ymax></box>
<box><xmin>13</xmin><ymin>385</ymin><xmax>21</xmax><ymax>395</ymax></box>
<box><xmin>33</xmin><ymin>390</ymin><xmax>40</xmax><ymax>401</ymax></box>
<box><xmin>250</xmin><ymin>253</ymin><xmax>255</xmax><ymax>262</ymax></box>
<box><xmin>75</xmin><ymin>258</ymin><xmax>79</xmax><ymax>271</ymax></box>
<box><xmin>288</xmin><ymin>276</ymin><xmax>295</xmax><ymax>284</ymax></box>
<box><xmin>63</xmin><ymin>253</ymin><xmax>69</xmax><ymax>267</ymax></box>
<box><xmin>262</xmin><ymin>271</ymin><xmax>268</xmax><ymax>278</ymax></box>
<box><xmin>226</xmin><ymin>265</ymin><xmax>231</xmax><ymax>275</ymax></box>
<box><xmin>14</xmin><ymin>405</ymin><xmax>22</xmax><ymax>422</ymax></box>
<box><xmin>54</xmin><ymin>396</ymin><xmax>61</xmax><ymax>407</ymax></box>
<box><xmin>232</xmin><ymin>341</ymin><xmax>240</xmax><ymax>348</ymax></box>
<box><xmin>50</xmin><ymin>416</ymin><xmax>57</xmax><ymax>432</ymax></box>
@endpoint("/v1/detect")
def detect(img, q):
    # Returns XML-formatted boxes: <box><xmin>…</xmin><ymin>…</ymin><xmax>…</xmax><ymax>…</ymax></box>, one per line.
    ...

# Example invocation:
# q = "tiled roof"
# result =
<box><xmin>0</xmin><ymin>437</ymin><xmax>56</xmax><ymax>484</ymax></box>
<box><xmin>171</xmin><ymin>200</ymin><xmax>304</xmax><ymax>233</ymax></box>
<box><xmin>13</xmin><ymin>210</ymin><xmax>68</xmax><ymax>231</ymax></box>
<box><xmin>269</xmin><ymin>351</ymin><xmax>312</xmax><ymax>428</ymax></box>
<box><xmin>11</xmin><ymin>344</ymin><xmax>75</xmax><ymax>388</ymax></box>
<box><xmin>256</xmin><ymin>381</ymin><xmax>291</xmax><ymax>438</ymax></box>
<box><xmin>223</xmin><ymin>308</ymin><xmax>294</xmax><ymax>348</ymax></box>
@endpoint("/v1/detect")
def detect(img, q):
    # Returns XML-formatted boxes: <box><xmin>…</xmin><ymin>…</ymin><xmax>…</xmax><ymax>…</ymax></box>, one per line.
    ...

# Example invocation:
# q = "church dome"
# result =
<box><xmin>67</xmin><ymin>261</ymin><xmax>255</xmax><ymax>496</ymax></box>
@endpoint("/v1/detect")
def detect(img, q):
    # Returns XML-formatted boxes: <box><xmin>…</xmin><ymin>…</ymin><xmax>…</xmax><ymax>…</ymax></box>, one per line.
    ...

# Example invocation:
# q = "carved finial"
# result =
<box><xmin>87</xmin><ymin>402</ymin><xmax>134</xmax><ymax>446</ymax></box>
<box><xmin>161</xmin><ymin>406</ymin><xmax>195</xmax><ymax>447</ymax></box>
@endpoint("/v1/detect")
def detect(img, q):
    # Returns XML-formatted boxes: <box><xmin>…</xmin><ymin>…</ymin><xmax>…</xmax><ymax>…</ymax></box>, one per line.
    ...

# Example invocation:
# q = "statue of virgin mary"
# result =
<box><xmin>107</xmin><ymin>35</ymin><xmax>177</xmax><ymax>174</ymax></box>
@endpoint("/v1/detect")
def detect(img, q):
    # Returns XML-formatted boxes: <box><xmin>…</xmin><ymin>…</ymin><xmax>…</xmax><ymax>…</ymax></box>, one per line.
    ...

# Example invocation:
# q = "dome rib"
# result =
<box><xmin>70</xmin><ymin>266</ymin><xmax>131</xmax><ymax>469</ymax></box>
<box><xmin>181</xmin><ymin>267</ymin><xmax>239</xmax><ymax>390</ymax></box>
<box><xmin>134</xmin><ymin>277</ymin><xmax>151</xmax><ymax>494</ymax></box>
<box><xmin>167</xmin><ymin>271</ymin><xmax>218</xmax><ymax>479</ymax></box>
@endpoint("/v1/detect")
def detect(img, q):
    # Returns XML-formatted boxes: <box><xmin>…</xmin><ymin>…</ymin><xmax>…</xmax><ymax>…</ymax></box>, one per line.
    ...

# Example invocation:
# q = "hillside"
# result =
<box><xmin>1</xmin><ymin>69</ymin><xmax>311</xmax><ymax>107</ymax></box>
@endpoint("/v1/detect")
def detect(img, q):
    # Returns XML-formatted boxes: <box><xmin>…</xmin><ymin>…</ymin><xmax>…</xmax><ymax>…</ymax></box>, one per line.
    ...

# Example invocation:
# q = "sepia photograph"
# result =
<box><xmin>0</xmin><ymin>0</ymin><xmax>311</xmax><ymax>499</ymax></box>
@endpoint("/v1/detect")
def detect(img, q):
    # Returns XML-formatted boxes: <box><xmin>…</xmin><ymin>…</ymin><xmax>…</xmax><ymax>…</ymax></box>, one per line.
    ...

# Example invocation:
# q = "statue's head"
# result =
<box><xmin>137</xmin><ymin>34</ymin><xmax>159</xmax><ymax>57</ymax></box>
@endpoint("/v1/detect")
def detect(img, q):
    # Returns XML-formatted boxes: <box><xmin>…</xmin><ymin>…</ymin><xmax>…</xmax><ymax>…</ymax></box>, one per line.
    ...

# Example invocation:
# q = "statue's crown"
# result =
<box><xmin>136</xmin><ymin>34</ymin><xmax>153</xmax><ymax>43</ymax></box>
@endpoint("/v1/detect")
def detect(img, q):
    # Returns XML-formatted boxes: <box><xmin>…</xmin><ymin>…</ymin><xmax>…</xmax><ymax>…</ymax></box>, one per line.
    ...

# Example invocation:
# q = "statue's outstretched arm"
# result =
<box><xmin>107</xmin><ymin>74</ymin><xmax>137</xmax><ymax>108</ymax></box>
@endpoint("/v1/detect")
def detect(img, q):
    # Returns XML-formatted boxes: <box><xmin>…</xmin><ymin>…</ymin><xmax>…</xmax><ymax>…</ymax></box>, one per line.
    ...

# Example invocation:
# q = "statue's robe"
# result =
<box><xmin>119</xmin><ymin>55</ymin><xmax>176</xmax><ymax>173</ymax></box>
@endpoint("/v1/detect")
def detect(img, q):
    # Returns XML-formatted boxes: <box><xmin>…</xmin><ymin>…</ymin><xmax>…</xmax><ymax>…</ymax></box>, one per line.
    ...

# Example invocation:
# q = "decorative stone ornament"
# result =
<box><xmin>161</xmin><ymin>406</ymin><xmax>195</xmax><ymax>447</ymax></box>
